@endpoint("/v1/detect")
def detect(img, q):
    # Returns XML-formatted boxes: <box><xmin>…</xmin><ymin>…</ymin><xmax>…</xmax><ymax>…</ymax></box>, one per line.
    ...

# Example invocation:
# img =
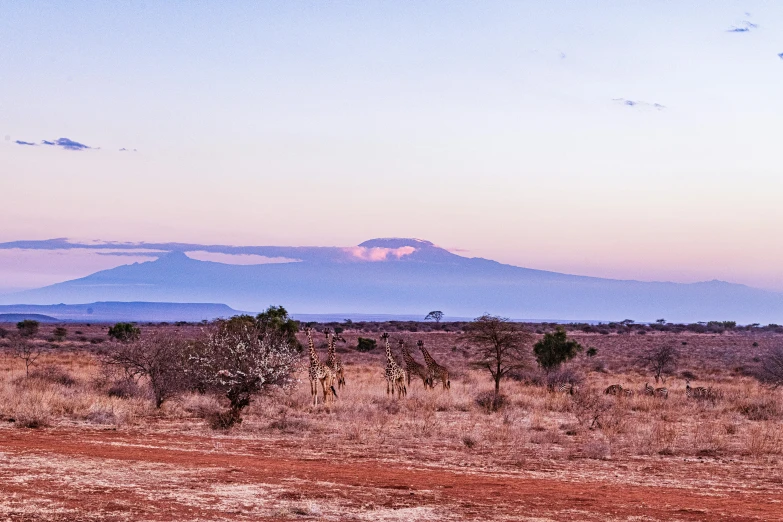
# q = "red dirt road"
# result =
<box><xmin>2</xmin><ymin>428</ymin><xmax>782</xmax><ymax>521</ymax></box>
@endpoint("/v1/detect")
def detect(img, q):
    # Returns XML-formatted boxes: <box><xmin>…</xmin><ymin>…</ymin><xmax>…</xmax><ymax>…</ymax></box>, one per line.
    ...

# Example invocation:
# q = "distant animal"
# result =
<box><xmin>381</xmin><ymin>333</ymin><xmax>407</xmax><ymax>398</ymax></box>
<box><xmin>400</xmin><ymin>339</ymin><xmax>431</xmax><ymax>389</ymax></box>
<box><xmin>305</xmin><ymin>328</ymin><xmax>337</xmax><ymax>406</ymax></box>
<box><xmin>557</xmin><ymin>382</ymin><xmax>579</xmax><ymax>395</ymax></box>
<box><xmin>685</xmin><ymin>379</ymin><xmax>709</xmax><ymax>400</ymax></box>
<box><xmin>623</xmin><ymin>389</ymin><xmax>635</xmax><ymax>397</ymax></box>
<box><xmin>604</xmin><ymin>384</ymin><xmax>624</xmax><ymax>396</ymax></box>
<box><xmin>644</xmin><ymin>383</ymin><xmax>655</xmax><ymax>396</ymax></box>
<box><xmin>418</xmin><ymin>340</ymin><xmax>450</xmax><ymax>390</ymax></box>
<box><xmin>325</xmin><ymin>329</ymin><xmax>346</xmax><ymax>390</ymax></box>
<box><xmin>654</xmin><ymin>386</ymin><xmax>668</xmax><ymax>399</ymax></box>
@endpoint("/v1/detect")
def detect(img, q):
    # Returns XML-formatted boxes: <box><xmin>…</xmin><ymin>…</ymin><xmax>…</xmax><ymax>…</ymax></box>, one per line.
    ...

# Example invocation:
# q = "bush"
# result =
<box><xmin>52</xmin><ymin>327</ymin><xmax>68</xmax><ymax>342</ymax></box>
<box><xmin>737</xmin><ymin>398</ymin><xmax>781</xmax><ymax>421</ymax></box>
<box><xmin>104</xmin><ymin>331</ymin><xmax>189</xmax><ymax>407</ymax></box>
<box><xmin>356</xmin><ymin>337</ymin><xmax>377</xmax><ymax>352</ymax></box>
<box><xmin>533</xmin><ymin>327</ymin><xmax>582</xmax><ymax>372</ymax></box>
<box><xmin>107</xmin><ymin>323</ymin><xmax>140</xmax><ymax>342</ymax></box>
<box><xmin>586</xmin><ymin>347</ymin><xmax>598</xmax><ymax>357</ymax></box>
<box><xmin>0</xmin><ymin>327</ymin><xmax>8</xmax><ymax>338</ymax></box>
<box><xmin>545</xmin><ymin>367</ymin><xmax>584</xmax><ymax>391</ymax></box>
<box><xmin>16</xmin><ymin>320</ymin><xmax>40</xmax><ymax>338</ymax></box>
<box><xmin>256</xmin><ymin>305</ymin><xmax>301</xmax><ymax>352</ymax></box>
<box><xmin>755</xmin><ymin>346</ymin><xmax>783</xmax><ymax>388</ymax></box>
<box><xmin>207</xmin><ymin>410</ymin><xmax>243</xmax><ymax>430</ymax></box>
<box><xmin>475</xmin><ymin>390</ymin><xmax>507</xmax><ymax>413</ymax></box>
<box><xmin>107</xmin><ymin>378</ymin><xmax>144</xmax><ymax>399</ymax></box>
<box><xmin>187</xmin><ymin>318</ymin><xmax>299</xmax><ymax>427</ymax></box>
<box><xmin>29</xmin><ymin>365</ymin><xmax>77</xmax><ymax>387</ymax></box>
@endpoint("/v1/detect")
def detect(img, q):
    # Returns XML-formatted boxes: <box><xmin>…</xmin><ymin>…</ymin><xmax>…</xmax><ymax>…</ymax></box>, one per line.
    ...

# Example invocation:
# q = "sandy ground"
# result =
<box><xmin>2</xmin><ymin>426</ymin><xmax>782</xmax><ymax>521</ymax></box>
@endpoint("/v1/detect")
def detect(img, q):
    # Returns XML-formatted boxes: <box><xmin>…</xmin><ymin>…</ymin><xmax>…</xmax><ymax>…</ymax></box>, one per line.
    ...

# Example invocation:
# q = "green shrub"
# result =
<box><xmin>533</xmin><ymin>327</ymin><xmax>582</xmax><ymax>372</ymax></box>
<box><xmin>16</xmin><ymin>320</ymin><xmax>40</xmax><ymax>338</ymax></box>
<box><xmin>356</xmin><ymin>337</ymin><xmax>377</xmax><ymax>352</ymax></box>
<box><xmin>107</xmin><ymin>323</ymin><xmax>140</xmax><ymax>342</ymax></box>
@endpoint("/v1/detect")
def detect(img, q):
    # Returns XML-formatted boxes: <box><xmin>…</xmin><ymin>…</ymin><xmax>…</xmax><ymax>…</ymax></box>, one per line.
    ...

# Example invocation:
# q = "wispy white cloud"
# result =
<box><xmin>344</xmin><ymin>246</ymin><xmax>416</xmax><ymax>261</ymax></box>
<box><xmin>184</xmin><ymin>251</ymin><xmax>300</xmax><ymax>265</ymax></box>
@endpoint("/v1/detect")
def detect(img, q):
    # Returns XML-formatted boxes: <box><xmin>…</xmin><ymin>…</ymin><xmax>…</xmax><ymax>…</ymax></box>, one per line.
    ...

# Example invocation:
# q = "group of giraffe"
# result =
<box><xmin>305</xmin><ymin>327</ymin><xmax>344</xmax><ymax>405</ymax></box>
<box><xmin>305</xmin><ymin>327</ymin><xmax>451</xmax><ymax>405</ymax></box>
<box><xmin>382</xmin><ymin>333</ymin><xmax>450</xmax><ymax>398</ymax></box>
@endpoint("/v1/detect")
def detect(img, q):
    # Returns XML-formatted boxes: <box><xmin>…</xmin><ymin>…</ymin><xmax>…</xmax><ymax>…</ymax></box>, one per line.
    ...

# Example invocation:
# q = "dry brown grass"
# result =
<box><xmin>1</xmin><ymin>326</ymin><xmax>781</xmax><ymax>466</ymax></box>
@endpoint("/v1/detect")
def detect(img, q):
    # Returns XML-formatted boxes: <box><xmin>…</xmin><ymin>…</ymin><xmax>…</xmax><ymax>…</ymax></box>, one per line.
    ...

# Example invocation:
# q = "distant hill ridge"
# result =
<box><xmin>0</xmin><ymin>302</ymin><xmax>243</xmax><ymax>323</ymax></box>
<box><xmin>0</xmin><ymin>313</ymin><xmax>59</xmax><ymax>323</ymax></box>
<box><xmin>1</xmin><ymin>237</ymin><xmax>782</xmax><ymax>323</ymax></box>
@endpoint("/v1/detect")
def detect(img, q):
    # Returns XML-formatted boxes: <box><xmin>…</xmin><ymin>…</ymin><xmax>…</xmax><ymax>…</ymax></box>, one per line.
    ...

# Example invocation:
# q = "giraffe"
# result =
<box><xmin>305</xmin><ymin>327</ymin><xmax>337</xmax><ymax>406</ymax></box>
<box><xmin>399</xmin><ymin>339</ymin><xmax>431</xmax><ymax>389</ymax></box>
<box><xmin>417</xmin><ymin>340</ymin><xmax>450</xmax><ymax>390</ymax></box>
<box><xmin>325</xmin><ymin>329</ymin><xmax>346</xmax><ymax>389</ymax></box>
<box><xmin>381</xmin><ymin>333</ymin><xmax>407</xmax><ymax>398</ymax></box>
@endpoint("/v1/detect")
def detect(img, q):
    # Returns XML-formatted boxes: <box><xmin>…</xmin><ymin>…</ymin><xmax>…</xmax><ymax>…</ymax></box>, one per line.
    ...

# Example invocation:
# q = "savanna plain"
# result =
<box><xmin>1</xmin><ymin>320</ymin><xmax>782</xmax><ymax>521</ymax></box>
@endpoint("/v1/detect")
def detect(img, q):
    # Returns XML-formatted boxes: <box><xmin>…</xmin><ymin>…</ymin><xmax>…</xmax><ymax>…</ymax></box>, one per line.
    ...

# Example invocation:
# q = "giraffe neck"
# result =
<box><xmin>420</xmin><ymin>345</ymin><xmax>435</xmax><ymax>366</ymax></box>
<box><xmin>307</xmin><ymin>331</ymin><xmax>319</xmax><ymax>366</ymax></box>
<box><xmin>327</xmin><ymin>333</ymin><xmax>335</xmax><ymax>363</ymax></box>
<box><xmin>385</xmin><ymin>337</ymin><xmax>394</xmax><ymax>364</ymax></box>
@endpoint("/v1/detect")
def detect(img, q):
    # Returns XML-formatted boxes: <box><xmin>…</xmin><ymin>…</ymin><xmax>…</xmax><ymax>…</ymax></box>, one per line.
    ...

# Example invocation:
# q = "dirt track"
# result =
<box><xmin>1</xmin><ymin>428</ymin><xmax>782</xmax><ymax>521</ymax></box>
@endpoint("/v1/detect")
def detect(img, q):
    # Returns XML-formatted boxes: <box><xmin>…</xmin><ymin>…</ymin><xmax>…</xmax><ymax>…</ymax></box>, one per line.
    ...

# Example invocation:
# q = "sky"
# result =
<box><xmin>2</xmin><ymin>1</ymin><xmax>783</xmax><ymax>292</ymax></box>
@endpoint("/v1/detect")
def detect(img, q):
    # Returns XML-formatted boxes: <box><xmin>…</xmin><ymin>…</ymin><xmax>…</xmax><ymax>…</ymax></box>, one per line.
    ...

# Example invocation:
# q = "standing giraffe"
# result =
<box><xmin>400</xmin><ymin>339</ymin><xmax>431</xmax><ymax>389</ymax></box>
<box><xmin>325</xmin><ymin>329</ymin><xmax>346</xmax><ymax>389</ymax></box>
<box><xmin>305</xmin><ymin>328</ymin><xmax>337</xmax><ymax>406</ymax></box>
<box><xmin>417</xmin><ymin>340</ymin><xmax>450</xmax><ymax>390</ymax></box>
<box><xmin>381</xmin><ymin>333</ymin><xmax>407</xmax><ymax>398</ymax></box>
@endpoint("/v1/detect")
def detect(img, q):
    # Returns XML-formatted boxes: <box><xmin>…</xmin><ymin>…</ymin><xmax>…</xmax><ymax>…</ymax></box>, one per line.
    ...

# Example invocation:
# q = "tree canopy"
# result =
<box><xmin>462</xmin><ymin>315</ymin><xmax>532</xmax><ymax>405</ymax></box>
<box><xmin>533</xmin><ymin>327</ymin><xmax>582</xmax><ymax>372</ymax></box>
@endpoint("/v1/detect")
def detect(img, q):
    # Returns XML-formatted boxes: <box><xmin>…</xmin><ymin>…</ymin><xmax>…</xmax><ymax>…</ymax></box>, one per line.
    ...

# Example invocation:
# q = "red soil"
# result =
<box><xmin>2</xmin><ymin>428</ymin><xmax>781</xmax><ymax>521</ymax></box>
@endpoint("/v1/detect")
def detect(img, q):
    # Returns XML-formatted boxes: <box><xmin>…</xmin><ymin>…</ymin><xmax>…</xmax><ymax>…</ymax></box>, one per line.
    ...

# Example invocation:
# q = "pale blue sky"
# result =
<box><xmin>2</xmin><ymin>1</ymin><xmax>782</xmax><ymax>290</ymax></box>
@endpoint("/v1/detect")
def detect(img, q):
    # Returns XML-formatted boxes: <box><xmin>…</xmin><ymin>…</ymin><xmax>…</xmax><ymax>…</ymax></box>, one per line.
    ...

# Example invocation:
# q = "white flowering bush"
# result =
<box><xmin>188</xmin><ymin>318</ymin><xmax>300</xmax><ymax>427</ymax></box>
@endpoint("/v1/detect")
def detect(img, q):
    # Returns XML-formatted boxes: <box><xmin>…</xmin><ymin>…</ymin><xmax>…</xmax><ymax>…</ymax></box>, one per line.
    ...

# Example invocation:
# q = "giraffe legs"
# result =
<box><xmin>318</xmin><ymin>375</ymin><xmax>338</xmax><ymax>405</ymax></box>
<box><xmin>310</xmin><ymin>378</ymin><xmax>318</xmax><ymax>406</ymax></box>
<box><xmin>398</xmin><ymin>379</ymin><xmax>407</xmax><ymax>398</ymax></box>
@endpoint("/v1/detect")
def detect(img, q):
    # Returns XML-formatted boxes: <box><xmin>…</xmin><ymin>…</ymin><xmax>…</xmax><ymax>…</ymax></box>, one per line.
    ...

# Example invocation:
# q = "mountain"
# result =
<box><xmin>0</xmin><ymin>302</ymin><xmax>243</xmax><ymax>323</ymax></box>
<box><xmin>0</xmin><ymin>313</ymin><xmax>59</xmax><ymax>323</ymax></box>
<box><xmin>2</xmin><ymin>238</ymin><xmax>783</xmax><ymax>323</ymax></box>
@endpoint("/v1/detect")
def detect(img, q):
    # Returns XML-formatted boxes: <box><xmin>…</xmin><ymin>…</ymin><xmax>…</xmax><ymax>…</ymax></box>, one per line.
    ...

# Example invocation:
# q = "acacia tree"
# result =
<box><xmin>461</xmin><ymin>315</ymin><xmax>531</xmax><ymax>408</ymax></box>
<box><xmin>187</xmin><ymin>318</ymin><xmax>299</xmax><ymax>427</ymax></box>
<box><xmin>425</xmin><ymin>311</ymin><xmax>444</xmax><ymax>324</ymax></box>
<box><xmin>13</xmin><ymin>339</ymin><xmax>42</xmax><ymax>377</ymax></box>
<box><xmin>105</xmin><ymin>331</ymin><xmax>189</xmax><ymax>408</ymax></box>
<box><xmin>640</xmin><ymin>345</ymin><xmax>678</xmax><ymax>383</ymax></box>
